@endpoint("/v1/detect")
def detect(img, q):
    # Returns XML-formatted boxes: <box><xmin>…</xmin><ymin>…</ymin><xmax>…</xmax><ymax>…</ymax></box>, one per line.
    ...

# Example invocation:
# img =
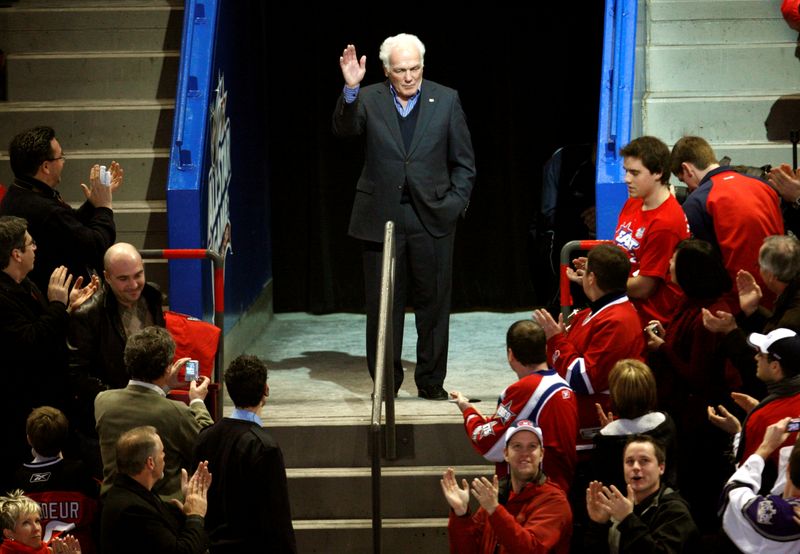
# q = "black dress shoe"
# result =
<box><xmin>417</xmin><ymin>386</ymin><xmax>448</xmax><ymax>400</ymax></box>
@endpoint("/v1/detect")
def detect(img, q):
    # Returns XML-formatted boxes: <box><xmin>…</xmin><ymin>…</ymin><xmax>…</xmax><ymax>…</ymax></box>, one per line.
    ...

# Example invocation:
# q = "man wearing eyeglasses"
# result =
<box><xmin>0</xmin><ymin>215</ymin><xmax>98</xmax><ymax>493</ymax></box>
<box><xmin>1</xmin><ymin>125</ymin><xmax>123</xmax><ymax>294</ymax></box>
<box><xmin>333</xmin><ymin>33</ymin><xmax>476</xmax><ymax>401</ymax></box>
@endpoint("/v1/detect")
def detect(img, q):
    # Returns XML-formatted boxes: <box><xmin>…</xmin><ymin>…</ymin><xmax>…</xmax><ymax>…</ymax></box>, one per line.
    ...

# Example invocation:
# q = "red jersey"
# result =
<box><xmin>547</xmin><ymin>296</ymin><xmax>645</xmax><ymax>448</ymax></box>
<box><xmin>461</xmin><ymin>371</ymin><xmax>578</xmax><ymax>492</ymax></box>
<box><xmin>614</xmin><ymin>195</ymin><xmax>689</xmax><ymax>326</ymax></box>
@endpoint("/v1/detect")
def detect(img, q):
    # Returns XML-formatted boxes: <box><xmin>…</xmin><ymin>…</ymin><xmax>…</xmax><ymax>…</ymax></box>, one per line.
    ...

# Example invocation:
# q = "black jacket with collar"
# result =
<box><xmin>69</xmin><ymin>280</ymin><xmax>165</xmax><ymax>390</ymax></box>
<box><xmin>0</xmin><ymin>174</ymin><xmax>115</xmax><ymax>293</ymax></box>
<box><xmin>101</xmin><ymin>473</ymin><xmax>208</xmax><ymax>554</ymax></box>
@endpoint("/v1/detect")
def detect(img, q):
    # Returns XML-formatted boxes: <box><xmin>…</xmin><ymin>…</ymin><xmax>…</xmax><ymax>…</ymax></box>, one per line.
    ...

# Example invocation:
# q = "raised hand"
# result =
<box><xmin>707</xmin><ymin>404</ymin><xmax>742</xmax><ymax>435</ymax></box>
<box><xmin>701</xmin><ymin>308</ymin><xmax>737</xmax><ymax>334</ymax></box>
<box><xmin>50</xmin><ymin>534</ymin><xmax>82</xmax><ymax>554</ymax></box>
<box><xmin>644</xmin><ymin>320</ymin><xmax>665</xmax><ymax>351</ymax></box>
<box><xmin>440</xmin><ymin>467</ymin><xmax>470</xmax><ymax>516</ymax></box>
<box><xmin>47</xmin><ymin>265</ymin><xmax>73</xmax><ymax>305</ymax></box>
<box><xmin>339</xmin><ymin>44</ymin><xmax>366</xmax><ymax>88</ymax></box>
<box><xmin>532</xmin><ymin>309</ymin><xmax>566</xmax><ymax>339</ymax></box>
<box><xmin>731</xmin><ymin>392</ymin><xmax>759</xmax><ymax>415</ymax></box>
<box><xmin>768</xmin><ymin>163</ymin><xmax>800</xmax><ymax>203</ymax></box>
<box><xmin>596</xmin><ymin>403</ymin><xmax>614</xmax><ymax>428</ymax></box>
<box><xmin>586</xmin><ymin>481</ymin><xmax>611</xmax><ymax>524</ymax></box>
<box><xmin>736</xmin><ymin>270</ymin><xmax>762</xmax><ymax>316</ymax></box>
<box><xmin>471</xmin><ymin>475</ymin><xmax>500</xmax><ymax>515</ymax></box>
<box><xmin>171</xmin><ymin>461</ymin><xmax>212</xmax><ymax>517</ymax></box>
<box><xmin>108</xmin><ymin>160</ymin><xmax>124</xmax><ymax>192</ymax></box>
<box><xmin>68</xmin><ymin>273</ymin><xmax>100</xmax><ymax>313</ymax></box>
<box><xmin>80</xmin><ymin>164</ymin><xmax>113</xmax><ymax>209</ymax></box>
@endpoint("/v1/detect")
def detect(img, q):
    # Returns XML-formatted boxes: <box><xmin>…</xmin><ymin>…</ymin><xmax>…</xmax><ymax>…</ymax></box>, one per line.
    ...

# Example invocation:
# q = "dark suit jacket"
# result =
<box><xmin>332</xmin><ymin>79</ymin><xmax>476</xmax><ymax>241</ymax></box>
<box><xmin>194</xmin><ymin>418</ymin><xmax>296</xmax><ymax>553</ymax></box>
<box><xmin>100</xmin><ymin>473</ymin><xmax>208</xmax><ymax>554</ymax></box>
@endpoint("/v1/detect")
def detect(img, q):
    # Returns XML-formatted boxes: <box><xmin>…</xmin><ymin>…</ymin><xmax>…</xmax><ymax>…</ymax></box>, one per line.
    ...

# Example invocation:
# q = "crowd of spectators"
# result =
<box><xmin>444</xmin><ymin>135</ymin><xmax>800</xmax><ymax>552</ymax></box>
<box><xmin>4</xmin><ymin>121</ymin><xmax>800</xmax><ymax>553</ymax></box>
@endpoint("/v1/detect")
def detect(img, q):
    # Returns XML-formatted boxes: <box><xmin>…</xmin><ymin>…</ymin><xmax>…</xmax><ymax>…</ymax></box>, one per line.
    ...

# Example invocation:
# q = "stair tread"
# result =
<box><xmin>0</xmin><ymin>99</ymin><xmax>175</xmax><ymax>110</ymax></box>
<box><xmin>8</xmin><ymin>50</ymin><xmax>180</xmax><ymax>59</ymax></box>
<box><xmin>287</xmin><ymin>465</ymin><xmax>493</xmax><ymax>478</ymax></box>
<box><xmin>292</xmin><ymin>518</ymin><xmax>448</xmax><ymax>529</ymax></box>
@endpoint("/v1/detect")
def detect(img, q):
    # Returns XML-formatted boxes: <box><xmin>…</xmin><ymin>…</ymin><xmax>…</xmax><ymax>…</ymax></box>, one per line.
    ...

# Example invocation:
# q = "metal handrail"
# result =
<box><xmin>140</xmin><ymin>248</ymin><xmax>225</xmax><ymax>420</ymax></box>
<box><xmin>559</xmin><ymin>240</ymin><xmax>609</xmax><ymax>320</ymax></box>
<box><xmin>370</xmin><ymin>221</ymin><xmax>397</xmax><ymax>554</ymax></box>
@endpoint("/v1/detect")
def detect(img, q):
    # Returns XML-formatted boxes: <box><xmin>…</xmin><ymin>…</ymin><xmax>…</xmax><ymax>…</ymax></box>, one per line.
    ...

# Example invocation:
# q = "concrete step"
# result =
<box><xmin>649</xmin><ymin>0</ymin><xmax>783</xmax><ymax>22</ymax></box>
<box><xmin>6</xmin><ymin>50</ymin><xmax>180</xmax><ymax>101</ymax></box>
<box><xmin>649</xmin><ymin>18</ymin><xmax>796</xmax><ymax>46</ymax></box>
<box><xmin>287</xmin><ymin>465</ymin><xmax>492</xmax><ymax>520</ymax></box>
<box><xmin>294</xmin><ymin>518</ymin><xmax>447</xmax><ymax>554</ymax></box>
<box><xmin>270</xmin><ymin>421</ymin><xmax>489</xmax><ymax>469</ymax></box>
<box><xmin>0</xmin><ymin>149</ymin><xmax>170</xmax><ymax>202</ymax></box>
<box><xmin>0</xmin><ymin>100</ymin><xmax>175</xmax><ymax>150</ymax></box>
<box><xmin>701</xmin><ymin>142</ymin><xmax>798</xmax><ymax>170</ymax></box>
<box><xmin>98</xmin><ymin>199</ymin><xmax>168</xmax><ymax>249</ymax></box>
<box><xmin>647</xmin><ymin>43</ymin><xmax>800</xmax><ymax>94</ymax></box>
<box><xmin>0</xmin><ymin>3</ymin><xmax>183</xmax><ymax>53</ymax></box>
<box><xmin>643</xmin><ymin>93</ymin><xmax>800</xmax><ymax>144</ymax></box>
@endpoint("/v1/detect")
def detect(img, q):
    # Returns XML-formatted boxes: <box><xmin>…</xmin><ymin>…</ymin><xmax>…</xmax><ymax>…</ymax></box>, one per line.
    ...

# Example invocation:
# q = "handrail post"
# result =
<box><xmin>559</xmin><ymin>240</ymin><xmax>608</xmax><ymax>320</ymax></box>
<box><xmin>139</xmin><ymin>247</ymin><xmax>226</xmax><ymax>421</ymax></box>
<box><xmin>370</xmin><ymin>221</ymin><xmax>397</xmax><ymax>554</ymax></box>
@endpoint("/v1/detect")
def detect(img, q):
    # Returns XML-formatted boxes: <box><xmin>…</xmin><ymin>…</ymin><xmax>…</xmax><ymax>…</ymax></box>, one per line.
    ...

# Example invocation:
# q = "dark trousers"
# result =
<box><xmin>362</xmin><ymin>202</ymin><xmax>455</xmax><ymax>391</ymax></box>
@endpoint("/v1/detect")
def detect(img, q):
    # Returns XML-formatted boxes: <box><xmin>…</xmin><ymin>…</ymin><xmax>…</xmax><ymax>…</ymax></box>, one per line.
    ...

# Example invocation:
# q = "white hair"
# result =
<box><xmin>378</xmin><ymin>33</ymin><xmax>426</xmax><ymax>69</ymax></box>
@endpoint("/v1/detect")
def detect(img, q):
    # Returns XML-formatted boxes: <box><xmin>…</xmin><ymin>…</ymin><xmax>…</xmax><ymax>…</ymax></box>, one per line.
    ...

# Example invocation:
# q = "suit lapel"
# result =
<box><xmin>376</xmin><ymin>82</ymin><xmax>406</xmax><ymax>155</ymax></box>
<box><xmin>408</xmin><ymin>81</ymin><xmax>437</xmax><ymax>157</ymax></box>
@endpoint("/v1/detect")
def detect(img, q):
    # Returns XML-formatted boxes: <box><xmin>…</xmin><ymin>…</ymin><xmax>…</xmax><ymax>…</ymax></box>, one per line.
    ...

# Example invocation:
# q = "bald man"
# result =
<box><xmin>70</xmin><ymin>242</ymin><xmax>165</xmax><ymax>390</ymax></box>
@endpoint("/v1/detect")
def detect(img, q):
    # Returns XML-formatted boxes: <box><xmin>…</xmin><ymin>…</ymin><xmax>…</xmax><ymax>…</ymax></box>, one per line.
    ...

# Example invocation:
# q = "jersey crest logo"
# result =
<box><xmin>552</xmin><ymin>350</ymin><xmax>560</xmax><ymax>364</ymax></box>
<box><xmin>614</xmin><ymin>223</ymin><xmax>640</xmax><ymax>253</ymax></box>
<box><xmin>471</xmin><ymin>423</ymin><xmax>496</xmax><ymax>442</ymax></box>
<box><xmin>496</xmin><ymin>401</ymin><xmax>516</xmax><ymax>424</ymax></box>
<box><xmin>29</xmin><ymin>472</ymin><xmax>51</xmax><ymax>483</ymax></box>
<box><xmin>756</xmin><ymin>499</ymin><xmax>777</xmax><ymax>525</ymax></box>
<box><xmin>561</xmin><ymin>389</ymin><xmax>572</xmax><ymax>400</ymax></box>
<box><xmin>635</xmin><ymin>227</ymin><xmax>645</xmax><ymax>239</ymax></box>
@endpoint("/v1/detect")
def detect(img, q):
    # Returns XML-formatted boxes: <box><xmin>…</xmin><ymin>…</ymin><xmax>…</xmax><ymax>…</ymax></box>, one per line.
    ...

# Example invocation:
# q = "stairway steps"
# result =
<box><xmin>0</xmin><ymin>4</ymin><xmax>183</xmax><ymax>52</ymax></box>
<box><xmin>288</xmin><ymin>465</ymin><xmax>492</xmax><ymax>519</ymax></box>
<box><xmin>295</xmin><ymin>518</ymin><xmax>448</xmax><ymax>554</ymax></box>
<box><xmin>6</xmin><ymin>51</ymin><xmax>180</xmax><ymax>101</ymax></box>
<box><xmin>0</xmin><ymin>100</ymin><xmax>175</xmax><ymax>151</ymax></box>
<box><xmin>648</xmin><ymin>43</ymin><xmax>800</xmax><ymax>94</ymax></box>
<box><xmin>643</xmin><ymin>93</ymin><xmax>800</xmax><ymax>144</ymax></box>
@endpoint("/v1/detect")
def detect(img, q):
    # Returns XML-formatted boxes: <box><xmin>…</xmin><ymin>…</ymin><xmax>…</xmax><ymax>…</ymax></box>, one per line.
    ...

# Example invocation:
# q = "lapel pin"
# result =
<box><xmin>429</xmin><ymin>98</ymin><xmax>435</xmax><ymax>102</ymax></box>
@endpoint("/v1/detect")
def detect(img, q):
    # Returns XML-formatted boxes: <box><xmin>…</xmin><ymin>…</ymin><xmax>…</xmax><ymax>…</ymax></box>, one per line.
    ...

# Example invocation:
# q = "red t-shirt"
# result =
<box><xmin>614</xmin><ymin>195</ymin><xmax>689</xmax><ymax>326</ymax></box>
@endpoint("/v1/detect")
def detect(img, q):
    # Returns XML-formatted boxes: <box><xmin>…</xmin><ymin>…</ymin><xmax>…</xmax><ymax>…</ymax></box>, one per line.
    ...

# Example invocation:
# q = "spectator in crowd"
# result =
<box><xmin>708</xmin><ymin>328</ymin><xmax>800</xmax><ymax>491</ymax></box>
<box><xmin>450</xmin><ymin>320</ymin><xmax>578</xmax><ymax>493</ymax></box>
<box><xmin>1</xmin><ymin>126</ymin><xmax>122</xmax><ymax>294</ymax></box>
<box><xmin>100</xmin><ymin>426</ymin><xmax>210</xmax><ymax>554</ymax></box>
<box><xmin>646</xmin><ymin>238</ymin><xmax>736</xmax><ymax>530</ymax></box>
<box><xmin>0</xmin><ymin>216</ymin><xmax>97</xmax><ymax>492</ymax></box>
<box><xmin>94</xmin><ymin>327</ymin><xmax>213</xmax><ymax>500</ymax></box>
<box><xmin>585</xmin><ymin>435</ymin><xmax>699</xmax><ymax>553</ymax></box>
<box><xmin>442</xmin><ymin>420</ymin><xmax>572</xmax><ymax>553</ymax></box>
<box><xmin>70</xmin><ymin>242</ymin><xmax>165</xmax><ymax>391</ymax></box>
<box><xmin>534</xmin><ymin>243</ymin><xmax>645</xmax><ymax>449</ymax></box>
<box><xmin>591</xmin><ymin>359</ymin><xmax>678</xmax><ymax>492</ymax></box>
<box><xmin>720</xmin><ymin>418</ymin><xmax>800</xmax><ymax>552</ymax></box>
<box><xmin>193</xmin><ymin>355</ymin><xmax>296</xmax><ymax>553</ymax></box>
<box><xmin>13</xmin><ymin>407</ymin><xmax>98</xmax><ymax>553</ymax></box>
<box><xmin>703</xmin><ymin>234</ymin><xmax>800</xmax><ymax>398</ymax></box>
<box><xmin>612</xmin><ymin>136</ymin><xmax>689</xmax><ymax>328</ymax></box>
<box><xmin>0</xmin><ymin>490</ymin><xmax>82</xmax><ymax>554</ymax></box>
<box><xmin>671</xmin><ymin>136</ymin><xmax>783</xmax><ymax>309</ymax></box>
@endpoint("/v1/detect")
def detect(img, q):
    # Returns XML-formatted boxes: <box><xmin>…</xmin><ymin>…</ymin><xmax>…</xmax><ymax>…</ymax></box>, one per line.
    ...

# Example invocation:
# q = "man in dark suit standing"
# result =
<box><xmin>333</xmin><ymin>33</ymin><xmax>476</xmax><ymax>400</ymax></box>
